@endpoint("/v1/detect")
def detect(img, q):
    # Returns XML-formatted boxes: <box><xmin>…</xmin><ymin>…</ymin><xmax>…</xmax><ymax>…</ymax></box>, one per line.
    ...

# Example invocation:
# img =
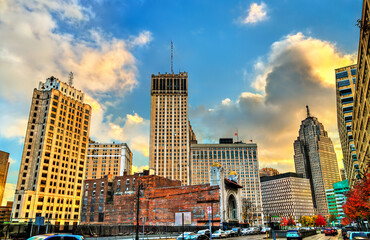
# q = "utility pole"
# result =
<box><xmin>136</xmin><ymin>183</ymin><xmax>144</xmax><ymax>240</ymax></box>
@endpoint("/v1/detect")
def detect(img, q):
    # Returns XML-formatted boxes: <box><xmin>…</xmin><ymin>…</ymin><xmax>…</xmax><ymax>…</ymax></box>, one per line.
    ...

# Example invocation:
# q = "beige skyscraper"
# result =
<box><xmin>149</xmin><ymin>72</ymin><xmax>194</xmax><ymax>185</ymax></box>
<box><xmin>0</xmin><ymin>151</ymin><xmax>10</xmax><ymax>205</ymax></box>
<box><xmin>12</xmin><ymin>76</ymin><xmax>91</xmax><ymax>226</ymax></box>
<box><xmin>335</xmin><ymin>64</ymin><xmax>360</xmax><ymax>188</ymax></box>
<box><xmin>86</xmin><ymin>141</ymin><xmax>132</xmax><ymax>179</ymax></box>
<box><xmin>353</xmin><ymin>0</ymin><xmax>370</xmax><ymax>175</ymax></box>
<box><xmin>293</xmin><ymin>106</ymin><xmax>340</xmax><ymax>216</ymax></box>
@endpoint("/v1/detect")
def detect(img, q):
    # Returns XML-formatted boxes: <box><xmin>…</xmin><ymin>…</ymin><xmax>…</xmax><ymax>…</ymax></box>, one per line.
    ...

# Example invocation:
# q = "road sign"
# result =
<box><xmin>35</xmin><ymin>216</ymin><xmax>44</xmax><ymax>226</ymax></box>
<box><xmin>207</xmin><ymin>206</ymin><xmax>212</xmax><ymax>214</ymax></box>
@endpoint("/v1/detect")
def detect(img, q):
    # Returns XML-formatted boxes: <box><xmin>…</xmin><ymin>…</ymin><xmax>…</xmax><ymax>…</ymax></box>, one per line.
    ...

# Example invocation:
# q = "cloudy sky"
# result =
<box><xmin>0</xmin><ymin>0</ymin><xmax>362</xmax><ymax>204</ymax></box>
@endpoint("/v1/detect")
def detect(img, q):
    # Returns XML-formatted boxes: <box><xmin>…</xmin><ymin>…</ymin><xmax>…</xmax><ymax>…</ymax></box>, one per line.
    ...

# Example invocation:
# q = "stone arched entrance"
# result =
<box><xmin>227</xmin><ymin>194</ymin><xmax>238</xmax><ymax>220</ymax></box>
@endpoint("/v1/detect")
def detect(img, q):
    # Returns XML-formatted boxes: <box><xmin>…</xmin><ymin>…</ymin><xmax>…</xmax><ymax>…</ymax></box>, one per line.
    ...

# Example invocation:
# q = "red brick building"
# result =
<box><xmin>81</xmin><ymin>166</ymin><xmax>243</xmax><ymax>227</ymax></box>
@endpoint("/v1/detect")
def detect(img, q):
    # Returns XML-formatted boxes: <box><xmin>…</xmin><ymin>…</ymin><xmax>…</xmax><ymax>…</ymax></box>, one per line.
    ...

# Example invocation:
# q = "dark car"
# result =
<box><xmin>197</xmin><ymin>229</ymin><xmax>211</xmax><ymax>238</ymax></box>
<box><xmin>232</xmin><ymin>227</ymin><xmax>241</xmax><ymax>236</ymax></box>
<box><xmin>343</xmin><ymin>227</ymin><xmax>357</xmax><ymax>239</ymax></box>
<box><xmin>325</xmin><ymin>228</ymin><xmax>335</xmax><ymax>236</ymax></box>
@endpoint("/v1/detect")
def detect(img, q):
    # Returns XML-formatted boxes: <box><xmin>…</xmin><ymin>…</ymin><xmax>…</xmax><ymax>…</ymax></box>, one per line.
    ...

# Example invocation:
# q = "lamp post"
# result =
<box><xmin>136</xmin><ymin>183</ymin><xmax>144</xmax><ymax>240</ymax></box>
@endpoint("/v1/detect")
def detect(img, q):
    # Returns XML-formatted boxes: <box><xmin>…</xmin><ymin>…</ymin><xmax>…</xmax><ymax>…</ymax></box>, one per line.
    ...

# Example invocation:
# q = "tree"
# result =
<box><xmin>343</xmin><ymin>172</ymin><xmax>370</xmax><ymax>220</ymax></box>
<box><xmin>315</xmin><ymin>215</ymin><xmax>326</xmax><ymax>226</ymax></box>
<box><xmin>329</xmin><ymin>214</ymin><xmax>337</xmax><ymax>223</ymax></box>
<box><xmin>287</xmin><ymin>216</ymin><xmax>296</xmax><ymax>226</ymax></box>
<box><xmin>300</xmin><ymin>216</ymin><xmax>311</xmax><ymax>227</ymax></box>
<box><xmin>311</xmin><ymin>215</ymin><xmax>318</xmax><ymax>227</ymax></box>
<box><xmin>280</xmin><ymin>217</ymin><xmax>288</xmax><ymax>227</ymax></box>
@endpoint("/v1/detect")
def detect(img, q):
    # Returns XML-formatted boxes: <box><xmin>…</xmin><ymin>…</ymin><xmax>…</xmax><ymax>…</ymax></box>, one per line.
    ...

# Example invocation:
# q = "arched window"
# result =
<box><xmin>228</xmin><ymin>195</ymin><xmax>237</xmax><ymax>220</ymax></box>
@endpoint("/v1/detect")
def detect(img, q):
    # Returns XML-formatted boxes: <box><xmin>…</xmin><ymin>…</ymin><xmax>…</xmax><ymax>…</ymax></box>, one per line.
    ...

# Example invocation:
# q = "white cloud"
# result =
<box><xmin>8</xmin><ymin>158</ymin><xmax>16</xmax><ymax>165</ymax></box>
<box><xmin>132</xmin><ymin>165</ymin><xmax>149</xmax><ymax>174</ymax></box>
<box><xmin>0</xmin><ymin>0</ymin><xmax>152</xmax><ymax>152</ymax></box>
<box><xmin>242</xmin><ymin>2</ymin><xmax>268</xmax><ymax>24</ymax></box>
<box><xmin>191</xmin><ymin>32</ymin><xmax>356</xmax><ymax>172</ymax></box>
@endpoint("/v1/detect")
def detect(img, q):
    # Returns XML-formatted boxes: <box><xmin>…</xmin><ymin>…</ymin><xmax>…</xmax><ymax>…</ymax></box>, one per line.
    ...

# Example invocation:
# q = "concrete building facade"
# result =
<box><xmin>293</xmin><ymin>106</ymin><xmax>341</xmax><ymax>216</ymax></box>
<box><xmin>353</xmin><ymin>0</ymin><xmax>370</xmax><ymax>175</ymax></box>
<box><xmin>260</xmin><ymin>173</ymin><xmax>315</xmax><ymax>222</ymax></box>
<box><xmin>149</xmin><ymin>72</ymin><xmax>195</xmax><ymax>185</ymax></box>
<box><xmin>86</xmin><ymin>141</ymin><xmax>132</xmax><ymax>179</ymax></box>
<box><xmin>335</xmin><ymin>64</ymin><xmax>360</xmax><ymax>188</ymax></box>
<box><xmin>190</xmin><ymin>139</ymin><xmax>263</xmax><ymax>225</ymax></box>
<box><xmin>0</xmin><ymin>151</ymin><xmax>10</xmax><ymax>205</ymax></box>
<box><xmin>325</xmin><ymin>179</ymin><xmax>349</xmax><ymax>225</ymax></box>
<box><xmin>12</xmin><ymin>76</ymin><xmax>91</xmax><ymax>226</ymax></box>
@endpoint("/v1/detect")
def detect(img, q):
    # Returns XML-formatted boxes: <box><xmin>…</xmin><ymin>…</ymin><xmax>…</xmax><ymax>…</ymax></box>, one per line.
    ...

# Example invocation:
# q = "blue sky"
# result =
<box><xmin>0</xmin><ymin>0</ymin><xmax>362</xmax><ymax>203</ymax></box>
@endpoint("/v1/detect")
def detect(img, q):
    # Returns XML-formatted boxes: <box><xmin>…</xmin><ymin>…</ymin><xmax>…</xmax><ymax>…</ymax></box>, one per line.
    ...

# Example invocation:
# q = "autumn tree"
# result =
<box><xmin>315</xmin><ymin>215</ymin><xmax>326</xmax><ymax>226</ymax></box>
<box><xmin>287</xmin><ymin>216</ymin><xmax>296</xmax><ymax>226</ymax></box>
<box><xmin>329</xmin><ymin>214</ymin><xmax>337</xmax><ymax>224</ymax></box>
<box><xmin>300</xmin><ymin>216</ymin><xmax>311</xmax><ymax>227</ymax></box>
<box><xmin>343</xmin><ymin>172</ymin><xmax>370</xmax><ymax>220</ymax></box>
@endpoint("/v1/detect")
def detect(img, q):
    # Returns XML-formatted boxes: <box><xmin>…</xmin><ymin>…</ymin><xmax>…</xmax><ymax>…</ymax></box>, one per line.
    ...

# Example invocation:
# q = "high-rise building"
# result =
<box><xmin>353</xmin><ymin>0</ymin><xmax>370</xmax><ymax>176</ymax></box>
<box><xmin>260</xmin><ymin>173</ymin><xmax>314</xmax><ymax>222</ymax></box>
<box><xmin>335</xmin><ymin>64</ymin><xmax>360</xmax><ymax>188</ymax></box>
<box><xmin>293</xmin><ymin>106</ymin><xmax>341</xmax><ymax>216</ymax></box>
<box><xmin>12</xmin><ymin>76</ymin><xmax>91</xmax><ymax>225</ymax></box>
<box><xmin>325</xmin><ymin>179</ymin><xmax>349</xmax><ymax>224</ymax></box>
<box><xmin>86</xmin><ymin>141</ymin><xmax>132</xmax><ymax>179</ymax></box>
<box><xmin>150</xmin><ymin>72</ymin><xmax>195</xmax><ymax>185</ymax></box>
<box><xmin>190</xmin><ymin>138</ymin><xmax>264</xmax><ymax>225</ymax></box>
<box><xmin>0</xmin><ymin>151</ymin><xmax>10</xmax><ymax>205</ymax></box>
<box><xmin>340</xmin><ymin>168</ymin><xmax>346</xmax><ymax>181</ymax></box>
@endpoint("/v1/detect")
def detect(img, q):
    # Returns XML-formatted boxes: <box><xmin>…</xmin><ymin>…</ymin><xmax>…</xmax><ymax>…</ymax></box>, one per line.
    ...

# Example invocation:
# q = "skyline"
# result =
<box><xmin>0</xmin><ymin>0</ymin><xmax>363</xmax><ymax>204</ymax></box>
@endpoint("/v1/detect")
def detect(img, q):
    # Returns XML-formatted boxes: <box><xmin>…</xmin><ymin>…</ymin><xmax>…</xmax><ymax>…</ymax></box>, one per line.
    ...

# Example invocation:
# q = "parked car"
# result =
<box><xmin>177</xmin><ymin>232</ymin><xmax>195</xmax><ymax>240</ymax></box>
<box><xmin>197</xmin><ymin>229</ymin><xmax>211</xmax><ymax>238</ymax></box>
<box><xmin>225</xmin><ymin>230</ymin><xmax>236</xmax><ymax>237</ymax></box>
<box><xmin>232</xmin><ymin>227</ymin><xmax>241</xmax><ymax>236</ymax></box>
<box><xmin>252</xmin><ymin>227</ymin><xmax>261</xmax><ymax>234</ymax></box>
<box><xmin>241</xmin><ymin>228</ymin><xmax>249</xmax><ymax>236</ymax></box>
<box><xmin>348</xmin><ymin>232</ymin><xmax>370</xmax><ymax>240</ymax></box>
<box><xmin>212</xmin><ymin>230</ymin><xmax>227</xmax><ymax>239</ymax></box>
<box><xmin>185</xmin><ymin>233</ymin><xmax>210</xmax><ymax>240</ymax></box>
<box><xmin>28</xmin><ymin>234</ymin><xmax>84</xmax><ymax>240</ymax></box>
<box><xmin>261</xmin><ymin>227</ymin><xmax>268</xmax><ymax>234</ymax></box>
<box><xmin>343</xmin><ymin>227</ymin><xmax>357</xmax><ymax>240</ymax></box>
<box><xmin>286</xmin><ymin>230</ymin><xmax>302</xmax><ymax>240</ymax></box>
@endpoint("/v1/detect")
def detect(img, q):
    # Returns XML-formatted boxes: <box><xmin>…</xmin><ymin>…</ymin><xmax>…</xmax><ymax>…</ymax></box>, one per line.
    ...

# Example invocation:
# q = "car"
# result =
<box><xmin>232</xmin><ymin>227</ymin><xmax>241</xmax><ymax>236</ymax></box>
<box><xmin>286</xmin><ymin>230</ymin><xmax>302</xmax><ymax>240</ymax></box>
<box><xmin>348</xmin><ymin>232</ymin><xmax>370</xmax><ymax>240</ymax></box>
<box><xmin>325</xmin><ymin>228</ymin><xmax>335</xmax><ymax>236</ymax></box>
<box><xmin>225</xmin><ymin>230</ymin><xmax>236</xmax><ymax>237</ymax></box>
<box><xmin>212</xmin><ymin>230</ymin><xmax>227</xmax><ymax>239</ymax></box>
<box><xmin>343</xmin><ymin>227</ymin><xmax>357</xmax><ymax>240</ymax></box>
<box><xmin>253</xmin><ymin>227</ymin><xmax>261</xmax><ymax>234</ymax></box>
<box><xmin>261</xmin><ymin>227</ymin><xmax>268</xmax><ymax>234</ymax></box>
<box><xmin>241</xmin><ymin>228</ymin><xmax>249</xmax><ymax>236</ymax></box>
<box><xmin>177</xmin><ymin>232</ymin><xmax>195</xmax><ymax>240</ymax></box>
<box><xmin>27</xmin><ymin>234</ymin><xmax>84</xmax><ymax>240</ymax></box>
<box><xmin>185</xmin><ymin>233</ymin><xmax>210</xmax><ymax>240</ymax></box>
<box><xmin>197</xmin><ymin>229</ymin><xmax>211</xmax><ymax>238</ymax></box>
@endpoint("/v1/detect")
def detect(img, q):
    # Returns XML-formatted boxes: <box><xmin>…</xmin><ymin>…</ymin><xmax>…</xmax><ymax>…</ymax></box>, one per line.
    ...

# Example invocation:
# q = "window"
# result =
<box><xmin>336</xmin><ymin>71</ymin><xmax>349</xmax><ymax>79</ymax></box>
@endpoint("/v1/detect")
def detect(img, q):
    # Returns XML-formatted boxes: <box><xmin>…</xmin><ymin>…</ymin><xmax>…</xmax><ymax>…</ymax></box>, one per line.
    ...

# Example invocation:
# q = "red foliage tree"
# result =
<box><xmin>315</xmin><ymin>215</ymin><xmax>326</xmax><ymax>226</ymax></box>
<box><xmin>287</xmin><ymin>216</ymin><xmax>296</xmax><ymax>226</ymax></box>
<box><xmin>343</xmin><ymin>172</ymin><xmax>370</xmax><ymax>220</ymax></box>
<box><xmin>341</xmin><ymin>217</ymin><xmax>351</xmax><ymax>226</ymax></box>
<box><xmin>280</xmin><ymin>217</ymin><xmax>288</xmax><ymax>226</ymax></box>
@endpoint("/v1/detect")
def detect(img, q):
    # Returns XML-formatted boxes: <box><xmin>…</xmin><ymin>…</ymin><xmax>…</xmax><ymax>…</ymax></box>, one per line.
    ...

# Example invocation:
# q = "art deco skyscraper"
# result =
<box><xmin>12</xmin><ymin>76</ymin><xmax>91</xmax><ymax>225</ymax></box>
<box><xmin>0</xmin><ymin>151</ymin><xmax>10</xmax><ymax>205</ymax></box>
<box><xmin>353</xmin><ymin>0</ymin><xmax>370</xmax><ymax>175</ymax></box>
<box><xmin>149</xmin><ymin>72</ymin><xmax>194</xmax><ymax>185</ymax></box>
<box><xmin>335</xmin><ymin>64</ymin><xmax>360</xmax><ymax>188</ymax></box>
<box><xmin>293</xmin><ymin>106</ymin><xmax>340</xmax><ymax>216</ymax></box>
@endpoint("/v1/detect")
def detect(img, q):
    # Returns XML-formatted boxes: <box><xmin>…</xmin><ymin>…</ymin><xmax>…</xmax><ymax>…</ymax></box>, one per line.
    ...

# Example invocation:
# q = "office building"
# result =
<box><xmin>325</xmin><ymin>179</ymin><xmax>349</xmax><ymax>224</ymax></box>
<box><xmin>190</xmin><ymin>138</ymin><xmax>264</xmax><ymax>225</ymax></box>
<box><xmin>149</xmin><ymin>72</ymin><xmax>195</xmax><ymax>185</ymax></box>
<box><xmin>340</xmin><ymin>168</ymin><xmax>346</xmax><ymax>181</ymax></box>
<box><xmin>353</xmin><ymin>0</ymin><xmax>370</xmax><ymax>175</ymax></box>
<box><xmin>86</xmin><ymin>141</ymin><xmax>132</xmax><ymax>179</ymax></box>
<box><xmin>0</xmin><ymin>201</ymin><xmax>13</xmax><ymax>223</ymax></box>
<box><xmin>293</xmin><ymin>106</ymin><xmax>341</xmax><ymax>216</ymax></box>
<box><xmin>335</xmin><ymin>64</ymin><xmax>360</xmax><ymax>188</ymax></box>
<box><xmin>12</xmin><ymin>76</ymin><xmax>92</xmax><ymax>225</ymax></box>
<box><xmin>260</xmin><ymin>173</ymin><xmax>314</xmax><ymax>222</ymax></box>
<box><xmin>0</xmin><ymin>151</ymin><xmax>10</xmax><ymax>205</ymax></box>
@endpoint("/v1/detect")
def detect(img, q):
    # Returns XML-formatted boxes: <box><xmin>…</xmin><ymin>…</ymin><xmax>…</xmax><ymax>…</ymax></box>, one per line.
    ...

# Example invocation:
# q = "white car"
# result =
<box><xmin>212</xmin><ymin>230</ymin><xmax>227</xmax><ymax>238</ymax></box>
<box><xmin>177</xmin><ymin>232</ymin><xmax>195</xmax><ymax>240</ymax></box>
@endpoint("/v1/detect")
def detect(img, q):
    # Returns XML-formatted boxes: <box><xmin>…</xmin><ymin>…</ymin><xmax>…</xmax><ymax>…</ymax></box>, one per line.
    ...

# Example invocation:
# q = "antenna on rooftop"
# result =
<box><xmin>171</xmin><ymin>41</ymin><xmax>174</xmax><ymax>73</ymax></box>
<box><xmin>68</xmin><ymin>72</ymin><xmax>73</xmax><ymax>86</ymax></box>
<box><xmin>306</xmin><ymin>105</ymin><xmax>310</xmax><ymax>117</ymax></box>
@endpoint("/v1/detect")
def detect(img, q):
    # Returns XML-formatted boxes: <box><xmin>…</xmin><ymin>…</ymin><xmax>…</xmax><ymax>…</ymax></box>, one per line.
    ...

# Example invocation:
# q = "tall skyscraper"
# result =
<box><xmin>335</xmin><ymin>64</ymin><xmax>360</xmax><ymax>188</ymax></box>
<box><xmin>86</xmin><ymin>141</ymin><xmax>132</xmax><ymax>179</ymax></box>
<box><xmin>12</xmin><ymin>76</ymin><xmax>91</xmax><ymax>225</ymax></box>
<box><xmin>0</xmin><ymin>151</ymin><xmax>10</xmax><ymax>205</ymax></box>
<box><xmin>293</xmin><ymin>106</ymin><xmax>341</xmax><ymax>216</ymax></box>
<box><xmin>353</xmin><ymin>0</ymin><xmax>370</xmax><ymax>176</ymax></box>
<box><xmin>150</xmin><ymin>72</ymin><xmax>195</xmax><ymax>185</ymax></box>
<box><xmin>190</xmin><ymin>139</ymin><xmax>264</xmax><ymax>225</ymax></box>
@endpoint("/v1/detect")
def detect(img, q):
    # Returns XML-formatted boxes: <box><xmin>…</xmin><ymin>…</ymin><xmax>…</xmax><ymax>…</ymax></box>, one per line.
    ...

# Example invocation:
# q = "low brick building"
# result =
<box><xmin>81</xmin><ymin>166</ymin><xmax>243</xmax><ymax>227</ymax></box>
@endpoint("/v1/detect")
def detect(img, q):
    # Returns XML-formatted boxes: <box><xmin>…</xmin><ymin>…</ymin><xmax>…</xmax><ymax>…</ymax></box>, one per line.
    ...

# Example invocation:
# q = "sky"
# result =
<box><xmin>0</xmin><ymin>0</ymin><xmax>363</xmax><ymax>204</ymax></box>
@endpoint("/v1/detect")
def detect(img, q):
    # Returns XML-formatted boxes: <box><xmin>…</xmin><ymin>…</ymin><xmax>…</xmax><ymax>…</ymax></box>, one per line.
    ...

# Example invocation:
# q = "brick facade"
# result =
<box><xmin>81</xmin><ymin>173</ymin><xmax>221</xmax><ymax>226</ymax></box>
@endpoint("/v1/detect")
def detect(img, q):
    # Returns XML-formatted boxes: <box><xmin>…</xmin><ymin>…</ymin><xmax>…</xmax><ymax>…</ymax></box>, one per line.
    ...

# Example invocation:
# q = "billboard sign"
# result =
<box><xmin>175</xmin><ymin>212</ymin><xmax>191</xmax><ymax>226</ymax></box>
